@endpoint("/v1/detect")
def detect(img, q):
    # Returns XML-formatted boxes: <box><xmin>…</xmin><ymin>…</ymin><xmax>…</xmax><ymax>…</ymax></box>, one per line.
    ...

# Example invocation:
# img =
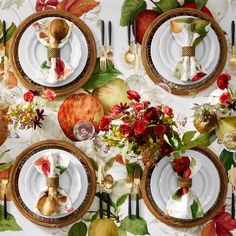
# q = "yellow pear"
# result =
<box><xmin>88</xmin><ymin>219</ymin><xmax>119</xmax><ymax>236</ymax></box>
<box><xmin>215</xmin><ymin>117</ymin><xmax>236</xmax><ymax>140</ymax></box>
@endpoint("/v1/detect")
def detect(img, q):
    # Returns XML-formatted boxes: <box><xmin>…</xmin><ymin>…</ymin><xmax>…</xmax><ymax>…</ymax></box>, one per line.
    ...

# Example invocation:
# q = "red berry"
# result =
<box><xmin>183</xmin><ymin>168</ymin><xmax>191</xmax><ymax>178</ymax></box>
<box><xmin>182</xmin><ymin>2</ymin><xmax>213</xmax><ymax>18</ymax></box>
<box><xmin>132</xmin><ymin>10</ymin><xmax>159</xmax><ymax>44</ymax></box>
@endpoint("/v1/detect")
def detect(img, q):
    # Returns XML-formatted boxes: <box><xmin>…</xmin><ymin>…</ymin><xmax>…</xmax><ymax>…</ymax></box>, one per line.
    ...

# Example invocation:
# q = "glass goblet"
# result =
<box><xmin>73</xmin><ymin>120</ymin><xmax>95</xmax><ymax>141</ymax></box>
<box><xmin>222</xmin><ymin>132</ymin><xmax>236</xmax><ymax>162</ymax></box>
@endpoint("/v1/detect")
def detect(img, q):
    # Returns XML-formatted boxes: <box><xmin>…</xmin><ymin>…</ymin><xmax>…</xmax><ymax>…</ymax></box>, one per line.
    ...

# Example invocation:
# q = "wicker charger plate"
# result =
<box><xmin>10</xmin><ymin>140</ymin><xmax>96</xmax><ymax>227</ymax></box>
<box><xmin>141</xmin><ymin>146</ymin><xmax>228</xmax><ymax>228</ymax></box>
<box><xmin>10</xmin><ymin>10</ymin><xmax>97</xmax><ymax>97</ymax></box>
<box><xmin>142</xmin><ymin>8</ymin><xmax>227</xmax><ymax>95</ymax></box>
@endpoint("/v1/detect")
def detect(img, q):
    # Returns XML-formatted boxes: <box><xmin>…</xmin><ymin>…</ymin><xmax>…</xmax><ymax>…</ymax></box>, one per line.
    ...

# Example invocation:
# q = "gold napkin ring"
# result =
<box><xmin>46</xmin><ymin>176</ymin><xmax>59</xmax><ymax>188</ymax></box>
<box><xmin>182</xmin><ymin>46</ymin><xmax>195</xmax><ymax>57</ymax></box>
<box><xmin>178</xmin><ymin>177</ymin><xmax>192</xmax><ymax>188</ymax></box>
<box><xmin>48</xmin><ymin>48</ymin><xmax>60</xmax><ymax>60</ymax></box>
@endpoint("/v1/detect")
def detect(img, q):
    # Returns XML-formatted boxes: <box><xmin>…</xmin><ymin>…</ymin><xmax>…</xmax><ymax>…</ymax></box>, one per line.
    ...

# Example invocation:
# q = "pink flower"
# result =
<box><xmin>217</xmin><ymin>73</ymin><xmax>231</xmax><ymax>90</ymax></box>
<box><xmin>135</xmin><ymin>101</ymin><xmax>150</xmax><ymax>111</ymax></box>
<box><xmin>24</xmin><ymin>91</ymin><xmax>34</xmax><ymax>102</ymax></box>
<box><xmin>35</xmin><ymin>0</ymin><xmax>58</xmax><ymax>11</ymax></box>
<box><xmin>219</xmin><ymin>91</ymin><xmax>232</xmax><ymax>105</ymax></box>
<box><xmin>41</xmin><ymin>89</ymin><xmax>56</xmax><ymax>101</ymax></box>
<box><xmin>127</xmin><ymin>90</ymin><xmax>141</xmax><ymax>102</ymax></box>
<box><xmin>162</xmin><ymin>106</ymin><xmax>173</xmax><ymax>116</ymax></box>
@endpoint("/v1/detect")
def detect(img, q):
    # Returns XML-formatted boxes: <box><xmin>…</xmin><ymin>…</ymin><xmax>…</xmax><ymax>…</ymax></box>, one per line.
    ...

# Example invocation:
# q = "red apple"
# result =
<box><xmin>132</xmin><ymin>10</ymin><xmax>159</xmax><ymax>44</ymax></box>
<box><xmin>58</xmin><ymin>93</ymin><xmax>104</xmax><ymax>141</ymax></box>
<box><xmin>182</xmin><ymin>2</ymin><xmax>213</xmax><ymax>18</ymax></box>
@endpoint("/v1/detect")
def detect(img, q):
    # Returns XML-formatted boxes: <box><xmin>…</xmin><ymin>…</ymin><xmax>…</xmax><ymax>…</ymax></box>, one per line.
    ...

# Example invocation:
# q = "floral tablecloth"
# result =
<box><xmin>1</xmin><ymin>0</ymin><xmax>236</xmax><ymax>235</ymax></box>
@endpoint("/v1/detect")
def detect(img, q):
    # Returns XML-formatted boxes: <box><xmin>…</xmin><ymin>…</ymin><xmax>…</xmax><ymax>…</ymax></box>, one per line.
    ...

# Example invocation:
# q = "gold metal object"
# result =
<box><xmin>134</xmin><ymin>44</ymin><xmax>140</xmax><ymax>74</ymax></box>
<box><xmin>229</xmin><ymin>46</ymin><xmax>236</xmax><ymax>69</ymax></box>
<box><xmin>103</xmin><ymin>174</ymin><xmax>114</xmax><ymax>190</ymax></box>
<box><xmin>178</xmin><ymin>177</ymin><xmax>192</xmax><ymax>188</ymax></box>
<box><xmin>182</xmin><ymin>46</ymin><xmax>195</xmax><ymax>57</ymax></box>
<box><xmin>124</xmin><ymin>45</ymin><xmax>135</xmax><ymax>65</ymax></box>
<box><xmin>126</xmin><ymin>174</ymin><xmax>133</xmax><ymax>193</ymax></box>
<box><xmin>37</xmin><ymin>175</ymin><xmax>59</xmax><ymax>216</ymax></box>
<box><xmin>48</xmin><ymin>48</ymin><xmax>60</xmax><ymax>60</ymax></box>
<box><xmin>100</xmin><ymin>46</ymin><xmax>107</xmax><ymax>72</ymax></box>
<box><xmin>106</xmin><ymin>46</ymin><xmax>113</xmax><ymax>65</ymax></box>
<box><xmin>134</xmin><ymin>168</ymin><xmax>141</xmax><ymax>194</ymax></box>
<box><xmin>2</xmin><ymin>177</ymin><xmax>9</xmax><ymax>196</ymax></box>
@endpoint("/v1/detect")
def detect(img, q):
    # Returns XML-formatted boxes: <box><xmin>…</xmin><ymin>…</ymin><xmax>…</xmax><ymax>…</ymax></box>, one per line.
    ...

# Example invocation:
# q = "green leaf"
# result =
<box><xmin>0</xmin><ymin>149</ymin><xmax>10</xmax><ymax>160</ymax></box>
<box><xmin>191</xmin><ymin>19</ymin><xmax>210</xmax><ymax>45</ymax></box>
<box><xmin>116</xmin><ymin>194</ymin><xmax>128</xmax><ymax>208</ymax></box>
<box><xmin>180</xmin><ymin>129</ymin><xmax>217</xmax><ymax>152</ymax></box>
<box><xmin>126</xmin><ymin>163</ymin><xmax>142</xmax><ymax>177</ymax></box>
<box><xmin>56</xmin><ymin>165</ymin><xmax>66</xmax><ymax>174</ymax></box>
<box><xmin>220</xmin><ymin>149</ymin><xmax>235</xmax><ymax>173</ymax></box>
<box><xmin>83</xmin><ymin>59</ymin><xmax>122</xmax><ymax>90</ymax></box>
<box><xmin>104</xmin><ymin>157</ymin><xmax>115</xmax><ymax>171</ymax></box>
<box><xmin>171</xmin><ymin>189</ymin><xmax>182</xmax><ymax>201</ymax></box>
<box><xmin>190</xmin><ymin>199</ymin><xmax>204</xmax><ymax>219</ymax></box>
<box><xmin>89</xmin><ymin>158</ymin><xmax>98</xmax><ymax>171</ymax></box>
<box><xmin>41</xmin><ymin>60</ymin><xmax>51</xmax><ymax>69</ymax></box>
<box><xmin>95</xmin><ymin>192</ymin><xmax>117</xmax><ymax>210</ymax></box>
<box><xmin>68</xmin><ymin>221</ymin><xmax>87</xmax><ymax>236</ymax></box>
<box><xmin>182</xmin><ymin>131</ymin><xmax>197</xmax><ymax>144</ymax></box>
<box><xmin>121</xmin><ymin>216</ymin><xmax>149</xmax><ymax>235</ymax></box>
<box><xmin>0</xmin><ymin>23</ymin><xmax>16</xmax><ymax>43</ymax></box>
<box><xmin>0</xmin><ymin>161</ymin><xmax>13</xmax><ymax>172</ymax></box>
<box><xmin>194</xmin><ymin>0</ymin><xmax>208</xmax><ymax>9</ymax></box>
<box><xmin>91</xmin><ymin>211</ymin><xmax>99</xmax><ymax>222</ymax></box>
<box><xmin>120</xmin><ymin>0</ymin><xmax>147</xmax><ymax>26</ymax></box>
<box><xmin>155</xmin><ymin>0</ymin><xmax>180</xmax><ymax>14</ymax></box>
<box><xmin>0</xmin><ymin>205</ymin><xmax>22</xmax><ymax>232</ymax></box>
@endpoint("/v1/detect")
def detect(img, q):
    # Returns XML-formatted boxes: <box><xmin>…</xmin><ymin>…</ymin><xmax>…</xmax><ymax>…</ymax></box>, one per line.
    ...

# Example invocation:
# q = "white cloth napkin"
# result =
<box><xmin>32</xmin><ymin>19</ymin><xmax>74</xmax><ymax>84</ymax></box>
<box><xmin>170</xmin><ymin>18</ymin><xmax>211</xmax><ymax>82</ymax></box>
<box><xmin>34</xmin><ymin>152</ymin><xmax>73</xmax><ymax>215</ymax></box>
<box><xmin>166</xmin><ymin>156</ymin><xmax>203</xmax><ymax>219</ymax></box>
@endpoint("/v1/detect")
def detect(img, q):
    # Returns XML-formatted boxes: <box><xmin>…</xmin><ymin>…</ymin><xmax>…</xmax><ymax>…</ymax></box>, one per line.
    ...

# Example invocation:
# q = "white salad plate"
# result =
<box><xmin>18</xmin><ymin>17</ymin><xmax>88</xmax><ymax>87</ymax></box>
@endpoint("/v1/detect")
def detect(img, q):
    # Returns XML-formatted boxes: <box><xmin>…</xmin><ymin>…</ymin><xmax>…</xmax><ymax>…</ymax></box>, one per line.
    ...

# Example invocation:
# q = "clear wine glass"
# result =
<box><xmin>73</xmin><ymin>120</ymin><xmax>95</xmax><ymax>141</ymax></box>
<box><xmin>222</xmin><ymin>132</ymin><xmax>236</xmax><ymax>162</ymax></box>
<box><xmin>1</xmin><ymin>85</ymin><xmax>22</xmax><ymax>105</ymax></box>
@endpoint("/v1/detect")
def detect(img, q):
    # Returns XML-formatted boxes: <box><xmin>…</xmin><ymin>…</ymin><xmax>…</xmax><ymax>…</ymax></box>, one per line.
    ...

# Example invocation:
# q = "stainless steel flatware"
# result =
<box><xmin>124</xmin><ymin>20</ymin><xmax>135</xmax><ymax>65</ymax></box>
<box><xmin>104</xmin><ymin>174</ymin><xmax>114</xmax><ymax>219</ymax></box>
<box><xmin>2</xmin><ymin>171</ymin><xmax>9</xmax><ymax>219</ymax></box>
<box><xmin>100</xmin><ymin>20</ymin><xmax>107</xmax><ymax>72</ymax></box>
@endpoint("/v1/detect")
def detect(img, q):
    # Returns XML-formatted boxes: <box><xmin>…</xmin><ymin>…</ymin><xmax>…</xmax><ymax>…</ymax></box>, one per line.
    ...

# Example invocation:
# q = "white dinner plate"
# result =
<box><xmin>151</xmin><ymin>16</ymin><xmax>220</xmax><ymax>86</ymax></box>
<box><xmin>18</xmin><ymin>17</ymin><xmax>88</xmax><ymax>87</ymax></box>
<box><xmin>150</xmin><ymin>149</ymin><xmax>220</xmax><ymax>214</ymax></box>
<box><xmin>18</xmin><ymin>148</ymin><xmax>88</xmax><ymax>219</ymax></box>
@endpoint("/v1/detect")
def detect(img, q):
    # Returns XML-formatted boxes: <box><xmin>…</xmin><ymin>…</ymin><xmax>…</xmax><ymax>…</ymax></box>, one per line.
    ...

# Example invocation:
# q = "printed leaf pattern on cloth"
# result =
<box><xmin>35</xmin><ymin>0</ymin><xmax>59</xmax><ymax>11</ymax></box>
<box><xmin>170</xmin><ymin>18</ymin><xmax>210</xmax><ymax>82</ymax></box>
<box><xmin>0</xmin><ymin>205</ymin><xmax>22</xmax><ymax>232</ymax></box>
<box><xmin>34</xmin><ymin>152</ymin><xmax>73</xmax><ymax>215</ymax></box>
<box><xmin>0</xmin><ymin>0</ymin><xmax>24</xmax><ymax>10</ymax></box>
<box><xmin>57</xmin><ymin>0</ymin><xmax>99</xmax><ymax>17</ymax></box>
<box><xmin>201</xmin><ymin>207</ymin><xmax>236</xmax><ymax>236</ymax></box>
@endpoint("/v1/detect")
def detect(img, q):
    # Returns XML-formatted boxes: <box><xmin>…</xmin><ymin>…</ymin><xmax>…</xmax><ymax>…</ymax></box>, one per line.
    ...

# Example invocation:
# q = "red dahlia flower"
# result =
<box><xmin>127</xmin><ymin>90</ymin><xmax>141</xmax><ymax>102</ymax></box>
<box><xmin>144</xmin><ymin>107</ymin><xmax>161</xmax><ymax>122</ymax></box>
<box><xmin>24</xmin><ymin>91</ymin><xmax>34</xmax><ymax>102</ymax></box>
<box><xmin>162</xmin><ymin>106</ymin><xmax>173</xmax><ymax>116</ymax></box>
<box><xmin>219</xmin><ymin>91</ymin><xmax>232</xmax><ymax>105</ymax></box>
<box><xmin>159</xmin><ymin>142</ymin><xmax>173</xmax><ymax>157</ymax></box>
<box><xmin>217</xmin><ymin>73</ymin><xmax>231</xmax><ymax>90</ymax></box>
<box><xmin>135</xmin><ymin>101</ymin><xmax>150</xmax><ymax>111</ymax></box>
<box><xmin>154</xmin><ymin>124</ymin><xmax>166</xmax><ymax>136</ymax></box>
<box><xmin>134</xmin><ymin>119</ymin><xmax>149</xmax><ymax>135</ymax></box>
<box><xmin>99</xmin><ymin>116</ymin><xmax>112</xmax><ymax>131</ymax></box>
<box><xmin>120</xmin><ymin>123</ymin><xmax>133</xmax><ymax>138</ymax></box>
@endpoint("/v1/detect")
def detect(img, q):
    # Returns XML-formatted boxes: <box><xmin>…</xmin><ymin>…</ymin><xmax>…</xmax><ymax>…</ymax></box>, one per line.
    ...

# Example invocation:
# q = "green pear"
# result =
<box><xmin>215</xmin><ymin>117</ymin><xmax>236</xmax><ymax>140</ymax></box>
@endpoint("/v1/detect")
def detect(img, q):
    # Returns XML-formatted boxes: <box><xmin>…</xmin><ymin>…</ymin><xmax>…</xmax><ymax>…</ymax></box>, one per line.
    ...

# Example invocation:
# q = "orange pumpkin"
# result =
<box><xmin>58</xmin><ymin>93</ymin><xmax>104</xmax><ymax>141</ymax></box>
<box><xmin>0</xmin><ymin>111</ymin><xmax>8</xmax><ymax>146</ymax></box>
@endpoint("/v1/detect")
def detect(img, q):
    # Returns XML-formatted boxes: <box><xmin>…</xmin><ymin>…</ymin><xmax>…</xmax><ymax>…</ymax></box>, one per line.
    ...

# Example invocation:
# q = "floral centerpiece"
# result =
<box><xmin>99</xmin><ymin>90</ymin><xmax>182</xmax><ymax>166</ymax></box>
<box><xmin>5</xmin><ymin>89</ymin><xmax>56</xmax><ymax>130</ymax></box>
<box><xmin>193</xmin><ymin>73</ymin><xmax>236</xmax><ymax>140</ymax></box>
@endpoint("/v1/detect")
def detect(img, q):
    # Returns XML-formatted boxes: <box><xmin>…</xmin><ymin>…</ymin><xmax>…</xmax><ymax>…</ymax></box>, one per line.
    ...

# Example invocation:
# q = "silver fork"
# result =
<box><xmin>100</xmin><ymin>20</ymin><xmax>107</xmax><ymax>72</ymax></box>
